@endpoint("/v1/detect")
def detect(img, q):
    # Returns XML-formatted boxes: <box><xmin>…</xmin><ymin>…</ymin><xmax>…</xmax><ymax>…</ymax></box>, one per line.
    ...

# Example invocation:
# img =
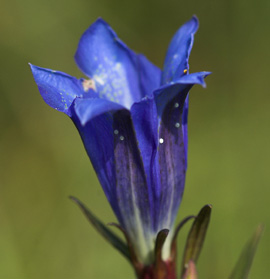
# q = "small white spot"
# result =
<box><xmin>175</xmin><ymin>122</ymin><xmax>180</xmax><ymax>128</ymax></box>
<box><xmin>114</xmin><ymin>63</ymin><xmax>121</xmax><ymax>70</ymax></box>
<box><xmin>93</xmin><ymin>75</ymin><xmax>105</xmax><ymax>85</ymax></box>
<box><xmin>159</xmin><ymin>138</ymin><xmax>164</xmax><ymax>144</ymax></box>
<box><xmin>174</xmin><ymin>102</ymin><xmax>179</xmax><ymax>108</ymax></box>
<box><xmin>114</xmin><ymin>130</ymin><xmax>119</xmax><ymax>135</ymax></box>
<box><xmin>120</xmin><ymin>136</ymin><xmax>125</xmax><ymax>141</ymax></box>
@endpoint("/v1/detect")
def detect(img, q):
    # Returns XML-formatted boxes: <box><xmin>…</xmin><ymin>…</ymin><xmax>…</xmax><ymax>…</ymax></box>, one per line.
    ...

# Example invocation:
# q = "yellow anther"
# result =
<box><xmin>183</xmin><ymin>69</ymin><xmax>188</xmax><ymax>74</ymax></box>
<box><xmin>82</xmin><ymin>79</ymin><xmax>96</xmax><ymax>92</ymax></box>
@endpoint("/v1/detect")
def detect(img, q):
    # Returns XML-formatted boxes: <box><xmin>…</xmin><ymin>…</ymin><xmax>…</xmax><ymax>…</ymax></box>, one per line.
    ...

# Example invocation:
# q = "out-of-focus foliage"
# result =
<box><xmin>229</xmin><ymin>224</ymin><xmax>264</xmax><ymax>279</ymax></box>
<box><xmin>0</xmin><ymin>0</ymin><xmax>269</xmax><ymax>278</ymax></box>
<box><xmin>181</xmin><ymin>205</ymin><xmax>212</xmax><ymax>276</ymax></box>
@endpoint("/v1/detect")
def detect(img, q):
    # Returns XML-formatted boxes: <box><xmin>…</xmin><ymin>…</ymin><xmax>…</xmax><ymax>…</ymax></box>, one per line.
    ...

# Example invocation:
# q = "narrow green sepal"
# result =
<box><xmin>181</xmin><ymin>204</ymin><xmax>212</xmax><ymax>276</ymax></box>
<box><xmin>170</xmin><ymin>215</ymin><xmax>196</xmax><ymax>259</ymax></box>
<box><xmin>154</xmin><ymin>229</ymin><xmax>170</xmax><ymax>277</ymax></box>
<box><xmin>229</xmin><ymin>224</ymin><xmax>264</xmax><ymax>279</ymax></box>
<box><xmin>182</xmin><ymin>260</ymin><xmax>198</xmax><ymax>279</ymax></box>
<box><xmin>69</xmin><ymin>196</ymin><xmax>131</xmax><ymax>261</ymax></box>
<box><xmin>155</xmin><ymin>229</ymin><xmax>170</xmax><ymax>262</ymax></box>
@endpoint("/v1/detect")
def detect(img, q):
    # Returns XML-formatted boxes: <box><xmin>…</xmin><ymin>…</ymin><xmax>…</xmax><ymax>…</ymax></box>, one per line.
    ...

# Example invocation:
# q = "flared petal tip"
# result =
<box><xmin>74</xmin><ymin>17</ymin><xmax>112</xmax><ymax>63</ymax></box>
<box><xmin>73</xmin><ymin>97</ymin><xmax>125</xmax><ymax>126</ymax></box>
<box><xmin>29</xmin><ymin>63</ymin><xmax>38</xmax><ymax>76</ymax></box>
<box><xmin>190</xmin><ymin>15</ymin><xmax>199</xmax><ymax>30</ymax></box>
<box><xmin>201</xmin><ymin>71</ymin><xmax>212</xmax><ymax>88</ymax></box>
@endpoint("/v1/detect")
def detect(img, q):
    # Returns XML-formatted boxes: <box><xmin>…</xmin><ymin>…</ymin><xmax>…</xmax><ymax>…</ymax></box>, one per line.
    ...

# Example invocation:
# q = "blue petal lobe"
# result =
<box><xmin>155</xmin><ymin>91</ymin><xmax>187</xmax><ymax>231</ymax></box>
<box><xmin>29</xmin><ymin>64</ymin><xmax>83</xmax><ymax>116</ymax></box>
<box><xmin>155</xmin><ymin>72</ymin><xmax>211</xmax><ymax>115</ymax></box>
<box><xmin>75</xmin><ymin>18</ymin><xmax>159</xmax><ymax>108</ymax></box>
<box><xmin>72</xmin><ymin>101</ymin><xmax>154</xmax><ymax>262</ymax></box>
<box><xmin>130</xmin><ymin>98</ymin><xmax>159</xmax><ymax>230</ymax></box>
<box><xmin>153</xmin><ymin>72</ymin><xmax>210</xmax><ymax>229</ymax></box>
<box><xmin>137</xmin><ymin>54</ymin><xmax>162</xmax><ymax>97</ymax></box>
<box><xmin>161</xmin><ymin>16</ymin><xmax>199</xmax><ymax>84</ymax></box>
<box><xmin>74</xmin><ymin>97</ymin><xmax>124</xmax><ymax>126</ymax></box>
<box><xmin>71</xmin><ymin>109</ymin><xmax>124</xmax><ymax>225</ymax></box>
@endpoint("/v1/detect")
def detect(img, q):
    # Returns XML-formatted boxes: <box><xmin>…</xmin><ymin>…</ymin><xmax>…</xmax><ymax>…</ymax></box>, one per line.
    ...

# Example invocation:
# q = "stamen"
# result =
<box><xmin>82</xmin><ymin>79</ymin><xmax>96</xmax><ymax>91</ymax></box>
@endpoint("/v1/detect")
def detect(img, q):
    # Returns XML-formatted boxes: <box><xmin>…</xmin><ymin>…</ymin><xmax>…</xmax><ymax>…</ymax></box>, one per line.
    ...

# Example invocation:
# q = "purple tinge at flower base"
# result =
<box><xmin>30</xmin><ymin>16</ymin><xmax>210</xmax><ymax>278</ymax></box>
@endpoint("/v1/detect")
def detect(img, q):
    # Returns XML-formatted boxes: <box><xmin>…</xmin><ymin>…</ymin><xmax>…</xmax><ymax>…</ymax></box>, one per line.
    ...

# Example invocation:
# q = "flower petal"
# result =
<box><xmin>75</xmin><ymin>18</ymin><xmax>160</xmax><ymax>108</ymax></box>
<box><xmin>182</xmin><ymin>95</ymin><xmax>189</xmax><ymax>165</ymax></box>
<box><xmin>136</xmin><ymin>54</ymin><xmax>162</xmax><ymax>97</ymax></box>
<box><xmin>155</xmin><ymin>90</ymin><xmax>187</xmax><ymax>235</ymax></box>
<box><xmin>161</xmin><ymin>16</ymin><xmax>199</xmax><ymax>84</ymax></box>
<box><xmin>153</xmin><ymin>72</ymin><xmax>210</xmax><ymax>231</ymax></box>
<box><xmin>74</xmin><ymin>97</ymin><xmax>124</xmax><ymax>126</ymax></box>
<box><xmin>158</xmin><ymin>71</ymin><xmax>210</xmax><ymax>165</ymax></box>
<box><xmin>112</xmin><ymin>110</ymin><xmax>154</xmax><ymax>263</ymax></box>
<box><xmin>71</xmin><ymin>108</ymin><xmax>119</xmax><ymax>214</ymax></box>
<box><xmin>155</xmin><ymin>72</ymin><xmax>211</xmax><ymax>115</ymax></box>
<box><xmin>72</xmin><ymin>98</ymin><xmax>125</xmax><ymax>223</ymax></box>
<box><xmin>72</xmin><ymin>102</ymin><xmax>155</xmax><ymax>263</ymax></box>
<box><xmin>29</xmin><ymin>64</ymin><xmax>83</xmax><ymax>116</ymax></box>
<box><xmin>130</xmin><ymin>98</ymin><xmax>159</xmax><ymax>229</ymax></box>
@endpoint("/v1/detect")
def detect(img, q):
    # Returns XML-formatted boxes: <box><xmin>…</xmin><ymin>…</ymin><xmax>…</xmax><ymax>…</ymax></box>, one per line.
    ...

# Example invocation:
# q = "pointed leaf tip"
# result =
<box><xmin>69</xmin><ymin>196</ymin><xmax>131</xmax><ymax>261</ymax></box>
<box><xmin>181</xmin><ymin>204</ymin><xmax>212</xmax><ymax>276</ymax></box>
<box><xmin>229</xmin><ymin>224</ymin><xmax>264</xmax><ymax>279</ymax></box>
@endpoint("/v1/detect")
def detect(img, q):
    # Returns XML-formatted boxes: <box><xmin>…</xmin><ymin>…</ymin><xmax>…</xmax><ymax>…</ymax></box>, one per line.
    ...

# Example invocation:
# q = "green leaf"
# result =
<box><xmin>229</xmin><ymin>224</ymin><xmax>264</xmax><ymax>279</ymax></box>
<box><xmin>70</xmin><ymin>196</ymin><xmax>131</xmax><ymax>261</ymax></box>
<box><xmin>181</xmin><ymin>204</ymin><xmax>212</xmax><ymax>276</ymax></box>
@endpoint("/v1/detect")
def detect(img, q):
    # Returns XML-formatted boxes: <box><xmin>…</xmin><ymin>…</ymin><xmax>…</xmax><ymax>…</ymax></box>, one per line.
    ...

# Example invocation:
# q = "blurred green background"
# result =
<box><xmin>1</xmin><ymin>0</ymin><xmax>269</xmax><ymax>278</ymax></box>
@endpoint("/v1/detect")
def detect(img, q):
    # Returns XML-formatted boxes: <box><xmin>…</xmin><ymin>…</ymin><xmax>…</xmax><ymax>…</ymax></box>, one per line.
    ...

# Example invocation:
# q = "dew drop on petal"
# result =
<box><xmin>159</xmin><ymin>138</ymin><xmax>164</xmax><ymax>144</ymax></box>
<box><xmin>114</xmin><ymin>129</ymin><xmax>119</xmax><ymax>135</ymax></box>
<box><xmin>174</xmin><ymin>102</ymin><xmax>179</xmax><ymax>108</ymax></box>
<box><xmin>175</xmin><ymin>122</ymin><xmax>180</xmax><ymax>128</ymax></box>
<box><xmin>120</xmin><ymin>136</ymin><xmax>125</xmax><ymax>141</ymax></box>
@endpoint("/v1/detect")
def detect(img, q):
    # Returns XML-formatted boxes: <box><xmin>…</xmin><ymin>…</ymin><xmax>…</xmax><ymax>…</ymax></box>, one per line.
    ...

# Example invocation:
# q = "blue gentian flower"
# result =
<box><xmin>30</xmin><ymin>16</ymin><xmax>210</xmax><ymax>267</ymax></box>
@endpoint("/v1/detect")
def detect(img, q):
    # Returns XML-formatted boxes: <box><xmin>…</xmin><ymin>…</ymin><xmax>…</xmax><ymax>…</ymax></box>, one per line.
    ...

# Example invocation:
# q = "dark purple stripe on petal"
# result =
<box><xmin>182</xmin><ymin>95</ymin><xmax>189</xmax><ymax>169</ymax></box>
<box><xmin>131</xmin><ymin>98</ymin><xmax>159</xmax><ymax>230</ymax></box>
<box><xmin>156</xmin><ymin>91</ymin><xmax>188</xmax><ymax>229</ymax></box>
<box><xmin>113</xmin><ymin>110</ymin><xmax>151</xmax><ymax>237</ymax></box>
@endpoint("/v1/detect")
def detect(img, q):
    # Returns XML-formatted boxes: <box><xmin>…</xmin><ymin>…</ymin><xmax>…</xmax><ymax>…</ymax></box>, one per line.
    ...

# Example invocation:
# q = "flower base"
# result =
<box><xmin>137</xmin><ymin>260</ymin><xmax>177</xmax><ymax>279</ymax></box>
